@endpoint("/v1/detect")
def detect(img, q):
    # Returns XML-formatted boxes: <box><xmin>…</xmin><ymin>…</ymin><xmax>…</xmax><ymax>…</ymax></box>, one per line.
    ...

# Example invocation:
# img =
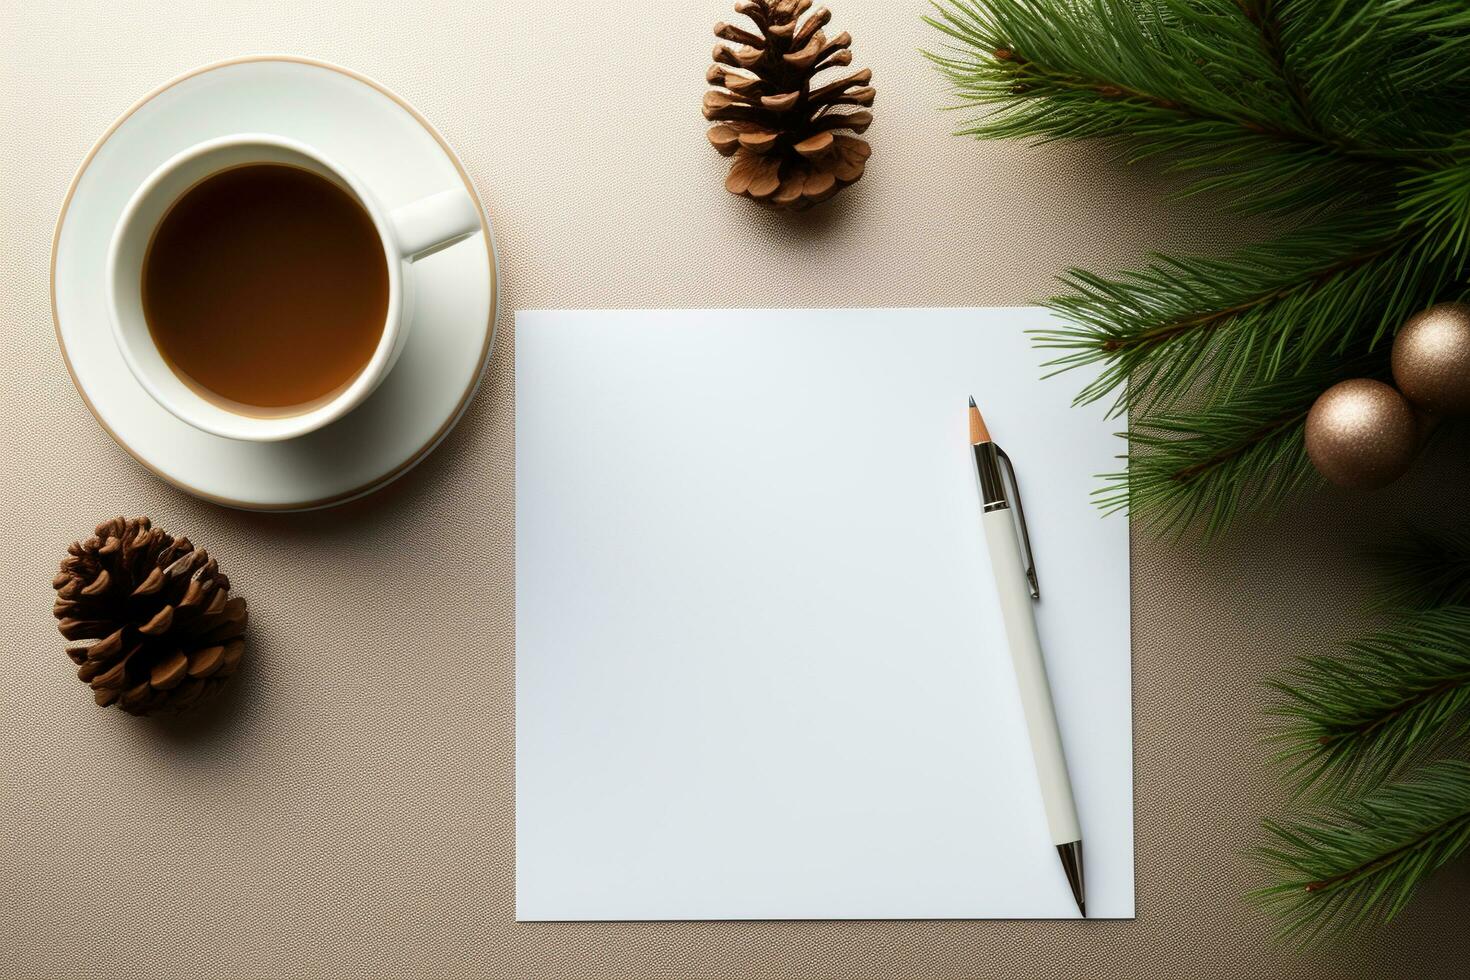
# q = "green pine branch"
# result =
<box><xmin>1092</xmin><ymin>359</ymin><xmax>1364</xmax><ymax>538</ymax></box>
<box><xmin>924</xmin><ymin>0</ymin><xmax>1470</xmax><ymax>536</ymax></box>
<box><xmin>1266</xmin><ymin>607</ymin><xmax>1470</xmax><ymax>794</ymax></box>
<box><xmin>1372</xmin><ymin>528</ymin><xmax>1470</xmax><ymax>611</ymax></box>
<box><xmin>1252</xmin><ymin>759</ymin><xmax>1470</xmax><ymax>944</ymax></box>
<box><xmin>923</xmin><ymin>0</ymin><xmax>1406</xmax><ymax>213</ymax></box>
<box><xmin>1398</xmin><ymin>142</ymin><xmax>1470</xmax><ymax>263</ymax></box>
<box><xmin>1257</xmin><ymin>533</ymin><xmax>1470</xmax><ymax>942</ymax></box>
<box><xmin>1035</xmin><ymin>216</ymin><xmax>1446</xmax><ymax>414</ymax></box>
<box><xmin>1265</xmin><ymin>532</ymin><xmax>1470</xmax><ymax>793</ymax></box>
<box><xmin>1284</xmin><ymin>1</ymin><xmax>1470</xmax><ymax>132</ymax></box>
<box><xmin>1240</xmin><ymin>1</ymin><xmax>1317</xmax><ymax>134</ymax></box>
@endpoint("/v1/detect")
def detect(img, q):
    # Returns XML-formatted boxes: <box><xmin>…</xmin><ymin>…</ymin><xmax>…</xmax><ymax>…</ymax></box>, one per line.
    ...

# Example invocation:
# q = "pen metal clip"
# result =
<box><xmin>994</xmin><ymin>446</ymin><xmax>1040</xmax><ymax>600</ymax></box>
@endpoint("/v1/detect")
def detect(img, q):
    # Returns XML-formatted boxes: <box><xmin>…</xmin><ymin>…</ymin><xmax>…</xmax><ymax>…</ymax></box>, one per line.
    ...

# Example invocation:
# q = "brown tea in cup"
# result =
<box><xmin>141</xmin><ymin>163</ymin><xmax>389</xmax><ymax>416</ymax></box>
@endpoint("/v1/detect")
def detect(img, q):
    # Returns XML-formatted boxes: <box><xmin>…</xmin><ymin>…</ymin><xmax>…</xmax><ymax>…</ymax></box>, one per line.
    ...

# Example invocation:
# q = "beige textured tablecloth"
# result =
<box><xmin>3</xmin><ymin>3</ymin><xmax>1468</xmax><ymax>978</ymax></box>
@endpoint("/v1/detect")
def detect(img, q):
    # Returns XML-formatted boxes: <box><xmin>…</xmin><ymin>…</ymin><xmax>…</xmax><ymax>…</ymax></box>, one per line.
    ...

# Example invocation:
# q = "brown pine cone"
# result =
<box><xmin>52</xmin><ymin>517</ymin><xmax>247</xmax><ymax>715</ymax></box>
<box><xmin>704</xmin><ymin>0</ymin><xmax>874</xmax><ymax>211</ymax></box>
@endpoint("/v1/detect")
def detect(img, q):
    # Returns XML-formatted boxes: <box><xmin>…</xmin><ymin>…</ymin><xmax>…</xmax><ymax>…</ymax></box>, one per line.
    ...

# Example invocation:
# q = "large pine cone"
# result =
<box><xmin>52</xmin><ymin>517</ymin><xmax>247</xmax><ymax>715</ymax></box>
<box><xmin>704</xmin><ymin>0</ymin><xmax>874</xmax><ymax>210</ymax></box>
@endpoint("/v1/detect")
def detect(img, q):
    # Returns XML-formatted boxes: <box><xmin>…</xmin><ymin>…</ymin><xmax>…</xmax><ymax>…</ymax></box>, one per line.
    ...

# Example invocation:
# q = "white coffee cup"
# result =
<box><xmin>107</xmin><ymin>133</ymin><xmax>481</xmax><ymax>442</ymax></box>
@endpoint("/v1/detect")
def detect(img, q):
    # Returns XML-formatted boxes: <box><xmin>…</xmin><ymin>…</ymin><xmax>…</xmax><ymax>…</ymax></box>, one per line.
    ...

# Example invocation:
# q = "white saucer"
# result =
<box><xmin>51</xmin><ymin>57</ymin><xmax>498</xmax><ymax>510</ymax></box>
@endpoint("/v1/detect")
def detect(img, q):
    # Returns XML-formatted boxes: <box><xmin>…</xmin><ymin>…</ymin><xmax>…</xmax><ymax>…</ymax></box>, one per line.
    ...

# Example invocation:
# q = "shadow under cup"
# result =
<box><xmin>107</xmin><ymin>136</ymin><xmax>409</xmax><ymax>443</ymax></box>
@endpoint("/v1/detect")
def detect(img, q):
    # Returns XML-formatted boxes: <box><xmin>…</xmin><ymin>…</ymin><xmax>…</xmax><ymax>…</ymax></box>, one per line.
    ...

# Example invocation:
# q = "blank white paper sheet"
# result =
<box><xmin>515</xmin><ymin>308</ymin><xmax>1133</xmax><ymax>920</ymax></box>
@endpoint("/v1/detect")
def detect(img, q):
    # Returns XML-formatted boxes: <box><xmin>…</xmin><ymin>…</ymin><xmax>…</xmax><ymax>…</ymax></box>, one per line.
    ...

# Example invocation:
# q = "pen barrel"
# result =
<box><xmin>982</xmin><ymin>508</ymin><xmax>1082</xmax><ymax>846</ymax></box>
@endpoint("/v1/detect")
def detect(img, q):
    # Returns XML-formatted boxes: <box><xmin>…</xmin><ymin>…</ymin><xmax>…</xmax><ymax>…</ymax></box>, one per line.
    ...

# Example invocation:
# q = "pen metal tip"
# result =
<box><xmin>1057</xmin><ymin>841</ymin><xmax>1086</xmax><ymax>918</ymax></box>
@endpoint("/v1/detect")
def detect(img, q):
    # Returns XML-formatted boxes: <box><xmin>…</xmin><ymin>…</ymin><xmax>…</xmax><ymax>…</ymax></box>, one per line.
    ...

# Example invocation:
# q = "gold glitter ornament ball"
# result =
<box><xmin>1392</xmin><ymin>301</ymin><xmax>1470</xmax><ymax>416</ymax></box>
<box><xmin>1305</xmin><ymin>379</ymin><xmax>1420</xmax><ymax>489</ymax></box>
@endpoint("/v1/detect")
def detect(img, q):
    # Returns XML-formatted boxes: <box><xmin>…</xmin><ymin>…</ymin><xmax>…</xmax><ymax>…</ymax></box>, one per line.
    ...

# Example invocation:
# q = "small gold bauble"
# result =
<box><xmin>1391</xmin><ymin>301</ymin><xmax>1470</xmax><ymax>415</ymax></box>
<box><xmin>1304</xmin><ymin>379</ymin><xmax>1419</xmax><ymax>489</ymax></box>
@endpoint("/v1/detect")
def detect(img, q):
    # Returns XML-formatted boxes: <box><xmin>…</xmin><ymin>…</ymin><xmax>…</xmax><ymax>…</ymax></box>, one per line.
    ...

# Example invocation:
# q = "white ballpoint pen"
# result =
<box><xmin>968</xmin><ymin>396</ymin><xmax>1086</xmax><ymax>917</ymax></box>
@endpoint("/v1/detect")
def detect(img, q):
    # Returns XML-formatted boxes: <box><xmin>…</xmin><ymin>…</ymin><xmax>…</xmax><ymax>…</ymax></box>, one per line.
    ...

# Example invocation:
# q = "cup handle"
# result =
<box><xmin>388</xmin><ymin>189</ymin><xmax>482</xmax><ymax>262</ymax></box>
